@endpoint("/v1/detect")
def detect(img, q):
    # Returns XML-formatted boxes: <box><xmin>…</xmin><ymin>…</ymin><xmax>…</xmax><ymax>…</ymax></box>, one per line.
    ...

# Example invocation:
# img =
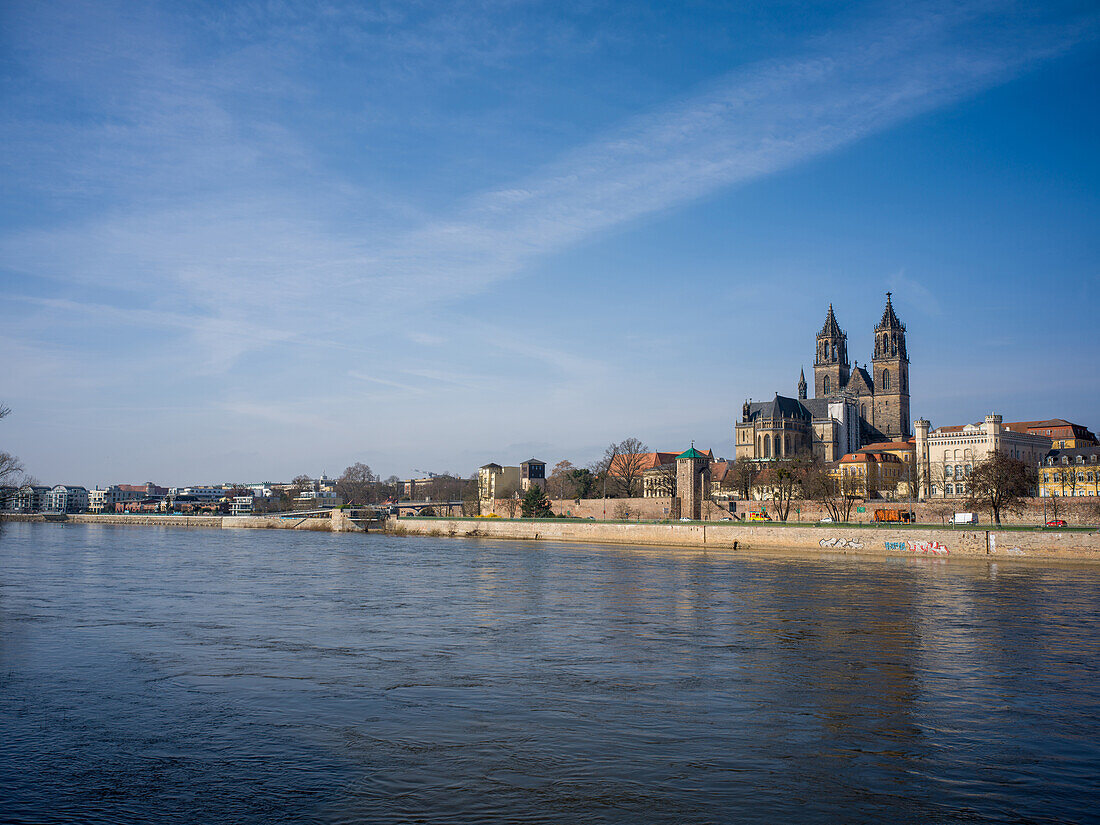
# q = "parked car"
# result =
<box><xmin>818</xmin><ymin>517</ymin><xmax>834</xmax><ymax>523</ymax></box>
<box><xmin>748</xmin><ymin>512</ymin><xmax>771</xmax><ymax>522</ymax></box>
<box><xmin>1046</xmin><ymin>519</ymin><xmax>1067</xmax><ymax>527</ymax></box>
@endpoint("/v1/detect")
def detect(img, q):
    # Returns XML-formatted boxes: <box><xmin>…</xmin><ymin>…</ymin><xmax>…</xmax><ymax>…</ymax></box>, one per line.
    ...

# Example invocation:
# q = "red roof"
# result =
<box><xmin>860</xmin><ymin>439</ymin><xmax>915</xmax><ymax>451</ymax></box>
<box><xmin>609</xmin><ymin>449</ymin><xmax>713</xmax><ymax>476</ymax></box>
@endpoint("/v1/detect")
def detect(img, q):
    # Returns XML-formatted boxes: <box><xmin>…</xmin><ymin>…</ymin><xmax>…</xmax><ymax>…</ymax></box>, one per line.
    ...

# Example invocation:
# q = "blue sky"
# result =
<box><xmin>2</xmin><ymin>0</ymin><xmax>1098</xmax><ymax>486</ymax></box>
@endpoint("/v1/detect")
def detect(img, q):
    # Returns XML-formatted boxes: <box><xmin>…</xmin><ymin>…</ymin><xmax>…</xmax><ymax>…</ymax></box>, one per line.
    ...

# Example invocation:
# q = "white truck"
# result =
<box><xmin>952</xmin><ymin>512</ymin><xmax>978</xmax><ymax>525</ymax></box>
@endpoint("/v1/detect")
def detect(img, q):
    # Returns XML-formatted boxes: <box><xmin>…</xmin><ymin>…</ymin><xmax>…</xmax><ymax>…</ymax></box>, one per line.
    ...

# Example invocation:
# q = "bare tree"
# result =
<box><xmin>608</xmin><ymin>437</ymin><xmax>651</xmax><ymax>498</ymax></box>
<box><xmin>755</xmin><ymin>453</ymin><xmax>810</xmax><ymax>521</ymax></box>
<box><xmin>549</xmin><ymin>460</ymin><xmax>577</xmax><ymax>501</ymax></box>
<box><xmin>1058</xmin><ymin>458</ymin><xmax>1080</xmax><ymax>498</ymax></box>
<box><xmin>614</xmin><ymin>501</ymin><xmax>633</xmax><ymax>521</ymax></box>
<box><xmin>590</xmin><ymin>443</ymin><xmax>619</xmax><ymax>501</ymax></box>
<box><xmin>290</xmin><ymin>474</ymin><xmax>313</xmax><ymax>497</ymax></box>
<box><xmin>335</xmin><ymin>463</ymin><xmax>377</xmax><ymax>505</ymax></box>
<box><xmin>502</xmin><ymin>493</ymin><xmax>520</xmax><ymax>519</ymax></box>
<box><xmin>731</xmin><ymin>457</ymin><xmax>758</xmax><ymax>500</ymax></box>
<box><xmin>965</xmin><ymin>453</ymin><xmax>1036</xmax><ymax>526</ymax></box>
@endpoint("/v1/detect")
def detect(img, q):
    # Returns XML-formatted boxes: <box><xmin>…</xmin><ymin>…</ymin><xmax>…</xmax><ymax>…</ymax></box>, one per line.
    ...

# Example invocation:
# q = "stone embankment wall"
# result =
<box><xmin>391</xmin><ymin>517</ymin><xmax>1100</xmax><ymax>561</ymax></box>
<box><xmin>523</xmin><ymin>497</ymin><xmax>1098</xmax><ymax>526</ymax></box>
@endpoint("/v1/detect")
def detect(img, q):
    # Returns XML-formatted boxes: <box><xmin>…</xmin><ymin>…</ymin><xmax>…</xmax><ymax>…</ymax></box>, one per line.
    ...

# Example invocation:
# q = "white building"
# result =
<box><xmin>168</xmin><ymin>486</ymin><xmax>225</xmax><ymax>502</ymax></box>
<box><xmin>46</xmin><ymin>485</ymin><xmax>89</xmax><ymax>513</ymax></box>
<box><xmin>229</xmin><ymin>495</ymin><xmax>255</xmax><ymax>515</ymax></box>
<box><xmin>914</xmin><ymin>414</ymin><xmax>1051</xmax><ymax>500</ymax></box>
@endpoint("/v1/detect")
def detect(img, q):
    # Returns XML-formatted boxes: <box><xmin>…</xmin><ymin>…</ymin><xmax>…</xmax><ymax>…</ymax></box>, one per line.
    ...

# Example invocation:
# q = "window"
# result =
<box><xmin>945</xmin><ymin>484</ymin><xmax>954</xmax><ymax>495</ymax></box>
<box><xmin>955</xmin><ymin>465</ymin><xmax>963</xmax><ymax>477</ymax></box>
<box><xmin>945</xmin><ymin>465</ymin><xmax>953</xmax><ymax>477</ymax></box>
<box><xmin>823</xmin><ymin>376</ymin><xmax>830</xmax><ymax>394</ymax></box>
<box><xmin>882</xmin><ymin>370</ymin><xmax>889</xmax><ymax>390</ymax></box>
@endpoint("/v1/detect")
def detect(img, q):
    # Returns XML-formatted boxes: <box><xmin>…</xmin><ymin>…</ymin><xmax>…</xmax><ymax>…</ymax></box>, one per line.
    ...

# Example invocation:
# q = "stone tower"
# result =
<box><xmin>797</xmin><ymin>367</ymin><xmax>807</xmax><ymax>400</ymax></box>
<box><xmin>676</xmin><ymin>444</ymin><xmax>710</xmax><ymax>521</ymax></box>
<box><xmin>870</xmin><ymin>292</ymin><xmax>910</xmax><ymax>439</ymax></box>
<box><xmin>814</xmin><ymin>304</ymin><xmax>849</xmax><ymax>398</ymax></box>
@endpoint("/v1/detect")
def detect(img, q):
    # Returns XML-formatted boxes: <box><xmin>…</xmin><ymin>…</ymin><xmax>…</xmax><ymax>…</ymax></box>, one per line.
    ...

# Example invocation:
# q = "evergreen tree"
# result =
<box><xmin>521</xmin><ymin>484</ymin><xmax>554</xmax><ymax>518</ymax></box>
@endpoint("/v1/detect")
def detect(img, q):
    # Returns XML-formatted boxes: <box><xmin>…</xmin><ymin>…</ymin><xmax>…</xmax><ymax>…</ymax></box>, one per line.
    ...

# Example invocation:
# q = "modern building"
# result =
<box><xmin>229</xmin><ymin>495</ymin><xmax>256</xmax><ymax>515</ymax></box>
<box><xmin>45</xmin><ymin>485</ymin><xmax>89</xmax><ymax>513</ymax></box>
<box><xmin>12</xmin><ymin>485</ymin><xmax>51</xmax><ymax>513</ymax></box>
<box><xmin>1039</xmin><ymin>446</ymin><xmax>1100</xmax><ymax>497</ymax></box>
<box><xmin>914</xmin><ymin>414</ymin><xmax>1052</xmax><ymax>500</ymax></box>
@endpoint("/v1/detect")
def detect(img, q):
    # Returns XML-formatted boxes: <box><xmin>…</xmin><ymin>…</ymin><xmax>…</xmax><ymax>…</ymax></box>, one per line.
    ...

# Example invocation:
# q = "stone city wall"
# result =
<box><xmin>391</xmin><ymin>516</ymin><xmax>1100</xmax><ymax>561</ymax></box>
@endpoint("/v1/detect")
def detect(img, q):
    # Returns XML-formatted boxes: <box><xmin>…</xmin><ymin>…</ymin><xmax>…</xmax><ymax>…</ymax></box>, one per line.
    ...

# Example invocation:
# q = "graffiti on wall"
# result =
<box><xmin>819</xmin><ymin>537</ymin><xmax>864</xmax><ymax>550</ymax></box>
<box><xmin>885</xmin><ymin>539</ymin><xmax>949</xmax><ymax>555</ymax></box>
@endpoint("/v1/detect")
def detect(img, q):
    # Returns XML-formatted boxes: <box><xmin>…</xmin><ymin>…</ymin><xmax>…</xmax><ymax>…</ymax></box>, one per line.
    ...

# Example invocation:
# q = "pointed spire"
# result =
<box><xmin>876</xmin><ymin>291</ymin><xmax>905</xmax><ymax>331</ymax></box>
<box><xmin>797</xmin><ymin>367</ymin><xmax>807</xmax><ymax>400</ymax></box>
<box><xmin>819</xmin><ymin>303</ymin><xmax>844</xmax><ymax>338</ymax></box>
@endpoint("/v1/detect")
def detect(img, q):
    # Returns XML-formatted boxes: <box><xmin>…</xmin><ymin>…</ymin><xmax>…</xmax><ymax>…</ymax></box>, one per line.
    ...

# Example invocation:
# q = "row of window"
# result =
<box><xmin>930</xmin><ymin>484</ymin><xmax>968</xmax><ymax>496</ymax></box>
<box><xmin>1043</xmin><ymin>471</ymin><xmax>1097</xmax><ymax>483</ymax></box>
<box><xmin>1045</xmin><ymin>455</ymin><xmax>1099</xmax><ymax>465</ymax></box>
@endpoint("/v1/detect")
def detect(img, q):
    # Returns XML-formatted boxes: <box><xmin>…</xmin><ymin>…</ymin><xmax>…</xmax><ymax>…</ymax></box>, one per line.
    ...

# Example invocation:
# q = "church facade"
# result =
<box><xmin>735</xmin><ymin>294</ymin><xmax>911</xmax><ymax>463</ymax></box>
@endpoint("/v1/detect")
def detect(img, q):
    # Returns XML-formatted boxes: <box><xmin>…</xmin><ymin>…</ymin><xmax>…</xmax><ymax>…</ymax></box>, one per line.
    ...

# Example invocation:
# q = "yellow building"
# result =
<box><xmin>831</xmin><ymin>450</ymin><xmax>905</xmax><ymax>499</ymax></box>
<box><xmin>1039</xmin><ymin>447</ymin><xmax>1100</xmax><ymax>497</ymax></box>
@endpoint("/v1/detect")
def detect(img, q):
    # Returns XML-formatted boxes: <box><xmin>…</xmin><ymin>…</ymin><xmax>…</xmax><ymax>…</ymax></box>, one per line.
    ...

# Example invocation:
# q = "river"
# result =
<box><xmin>1</xmin><ymin>521</ymin><xmax>1097</xmax><ymax>823</ymax></box>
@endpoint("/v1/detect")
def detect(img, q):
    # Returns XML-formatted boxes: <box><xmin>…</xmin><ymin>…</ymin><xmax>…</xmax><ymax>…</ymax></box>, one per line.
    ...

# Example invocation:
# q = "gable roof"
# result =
<box><xmin>846</xmin><ymin>365</ymin><xmax>873</xmax><ymax>394</ymax></box>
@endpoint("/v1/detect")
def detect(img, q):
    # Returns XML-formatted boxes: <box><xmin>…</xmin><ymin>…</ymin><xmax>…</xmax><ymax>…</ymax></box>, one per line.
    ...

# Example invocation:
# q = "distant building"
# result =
<box><xmin>478</xmin><ymin>464</ymin><xmax>521</xmax><ymax>507</ymax></box>
<box><xmin>168</xmin><ymin>486</ymin><xmax>224</xmax><ymax>502</ymax></box>
<box><xmin>736</xmin><ymin>295</ymin><xmax>912</xmax><ymax>464</ymax></box>
<box><xmin>1039</xmin><ymin>447</ymin><xmax>1100</xmax><ymax>497</ymax></box>
<box><xmin>229</xmin><ymin>495</ymin><xmax>255</xmax><ymax>515</ymax></box>
<box><xmin>12</xmin><ymin>485</ymin><xmax>51</xmax><ymax>513</ymax></box>
<box><xmin>1004</xmin><ymin>420</ymin><xmax>1098</xmax><ymax>449</ymax></box>
<box><xmin>46</xmin><ymin>485</ymin><xmax>89</xmax><ymax>513</ymax></box>
<box><xmin>400</xmin><ymin>478</ymin><xmax>435</xmax><ymax>499</ymax></box>
<box><xmin>914</xmin><ymin>414</ymin><xmax>1051</xmax><ymax>500</ymax></box>
<box><xmin>520</xmin><ymin>459</ymin><xmax>546</xmax><ymax>491</ymax></box>
<box><xmin>88</xmin><ymin>483</ymin><xmax>166</xmax><ymax>513</ymax></box>
<box><xmin>831</xmin><ymin>451</ymin><xmax>905</xmax><ymax>499</ymax></box>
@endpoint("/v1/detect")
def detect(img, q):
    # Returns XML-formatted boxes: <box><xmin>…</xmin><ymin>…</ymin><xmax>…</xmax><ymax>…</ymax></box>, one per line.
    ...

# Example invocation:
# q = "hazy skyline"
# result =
<box><xmin>3</xmin><ymin>0</ymin><xmax>1099</xmax><ymax>486</ymax></box>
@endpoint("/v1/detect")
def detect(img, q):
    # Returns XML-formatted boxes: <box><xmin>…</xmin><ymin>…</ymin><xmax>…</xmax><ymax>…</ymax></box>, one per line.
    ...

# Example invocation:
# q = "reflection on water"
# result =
<box><xmin>1</xmin><ymin>522</ymin><xmax>1098</xmax><ymax>823</ymax></box>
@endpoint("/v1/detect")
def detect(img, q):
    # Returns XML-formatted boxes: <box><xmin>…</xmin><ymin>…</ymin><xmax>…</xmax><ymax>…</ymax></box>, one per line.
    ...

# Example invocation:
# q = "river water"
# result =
<box><xmin>1</xmin><ymin>522</ymin><xmax>1098</xmax><ymax>823</ymax></box>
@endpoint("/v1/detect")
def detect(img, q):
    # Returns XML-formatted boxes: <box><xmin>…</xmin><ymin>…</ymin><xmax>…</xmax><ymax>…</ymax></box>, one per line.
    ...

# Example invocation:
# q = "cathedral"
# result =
<box><xmin>735</xmin><ymin>294</ymin><xmax>911</xmax><ymax>463</ymax></box>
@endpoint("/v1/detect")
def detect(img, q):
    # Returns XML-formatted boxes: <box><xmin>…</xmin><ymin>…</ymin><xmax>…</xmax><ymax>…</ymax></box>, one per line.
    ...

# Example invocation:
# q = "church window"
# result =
<box><xmin>882</xmin><ymin>370</ymin><xmax>889</xmax><ymax>390</ymax></box>
<box><xmin>823</xmin><ymin>376</ymin><xmax>830</xmax><ymax>394</ymax></box>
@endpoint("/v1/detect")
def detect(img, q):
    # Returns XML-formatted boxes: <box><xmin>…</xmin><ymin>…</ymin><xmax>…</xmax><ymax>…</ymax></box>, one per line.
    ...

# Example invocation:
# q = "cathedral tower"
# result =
<box><xmin>871</xmin><ymin>292</ymin><xmax>910</xmax><ymax>439</ymax></box>
<box><xmin>814</xmin><ymin>304</ymin><xmax>849</xmax><ymax>397</ymax></box>
<box><xmin>797</xmin><ymin>367</ymin><xmax>807</xmax><ymax>400</ymax></box>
